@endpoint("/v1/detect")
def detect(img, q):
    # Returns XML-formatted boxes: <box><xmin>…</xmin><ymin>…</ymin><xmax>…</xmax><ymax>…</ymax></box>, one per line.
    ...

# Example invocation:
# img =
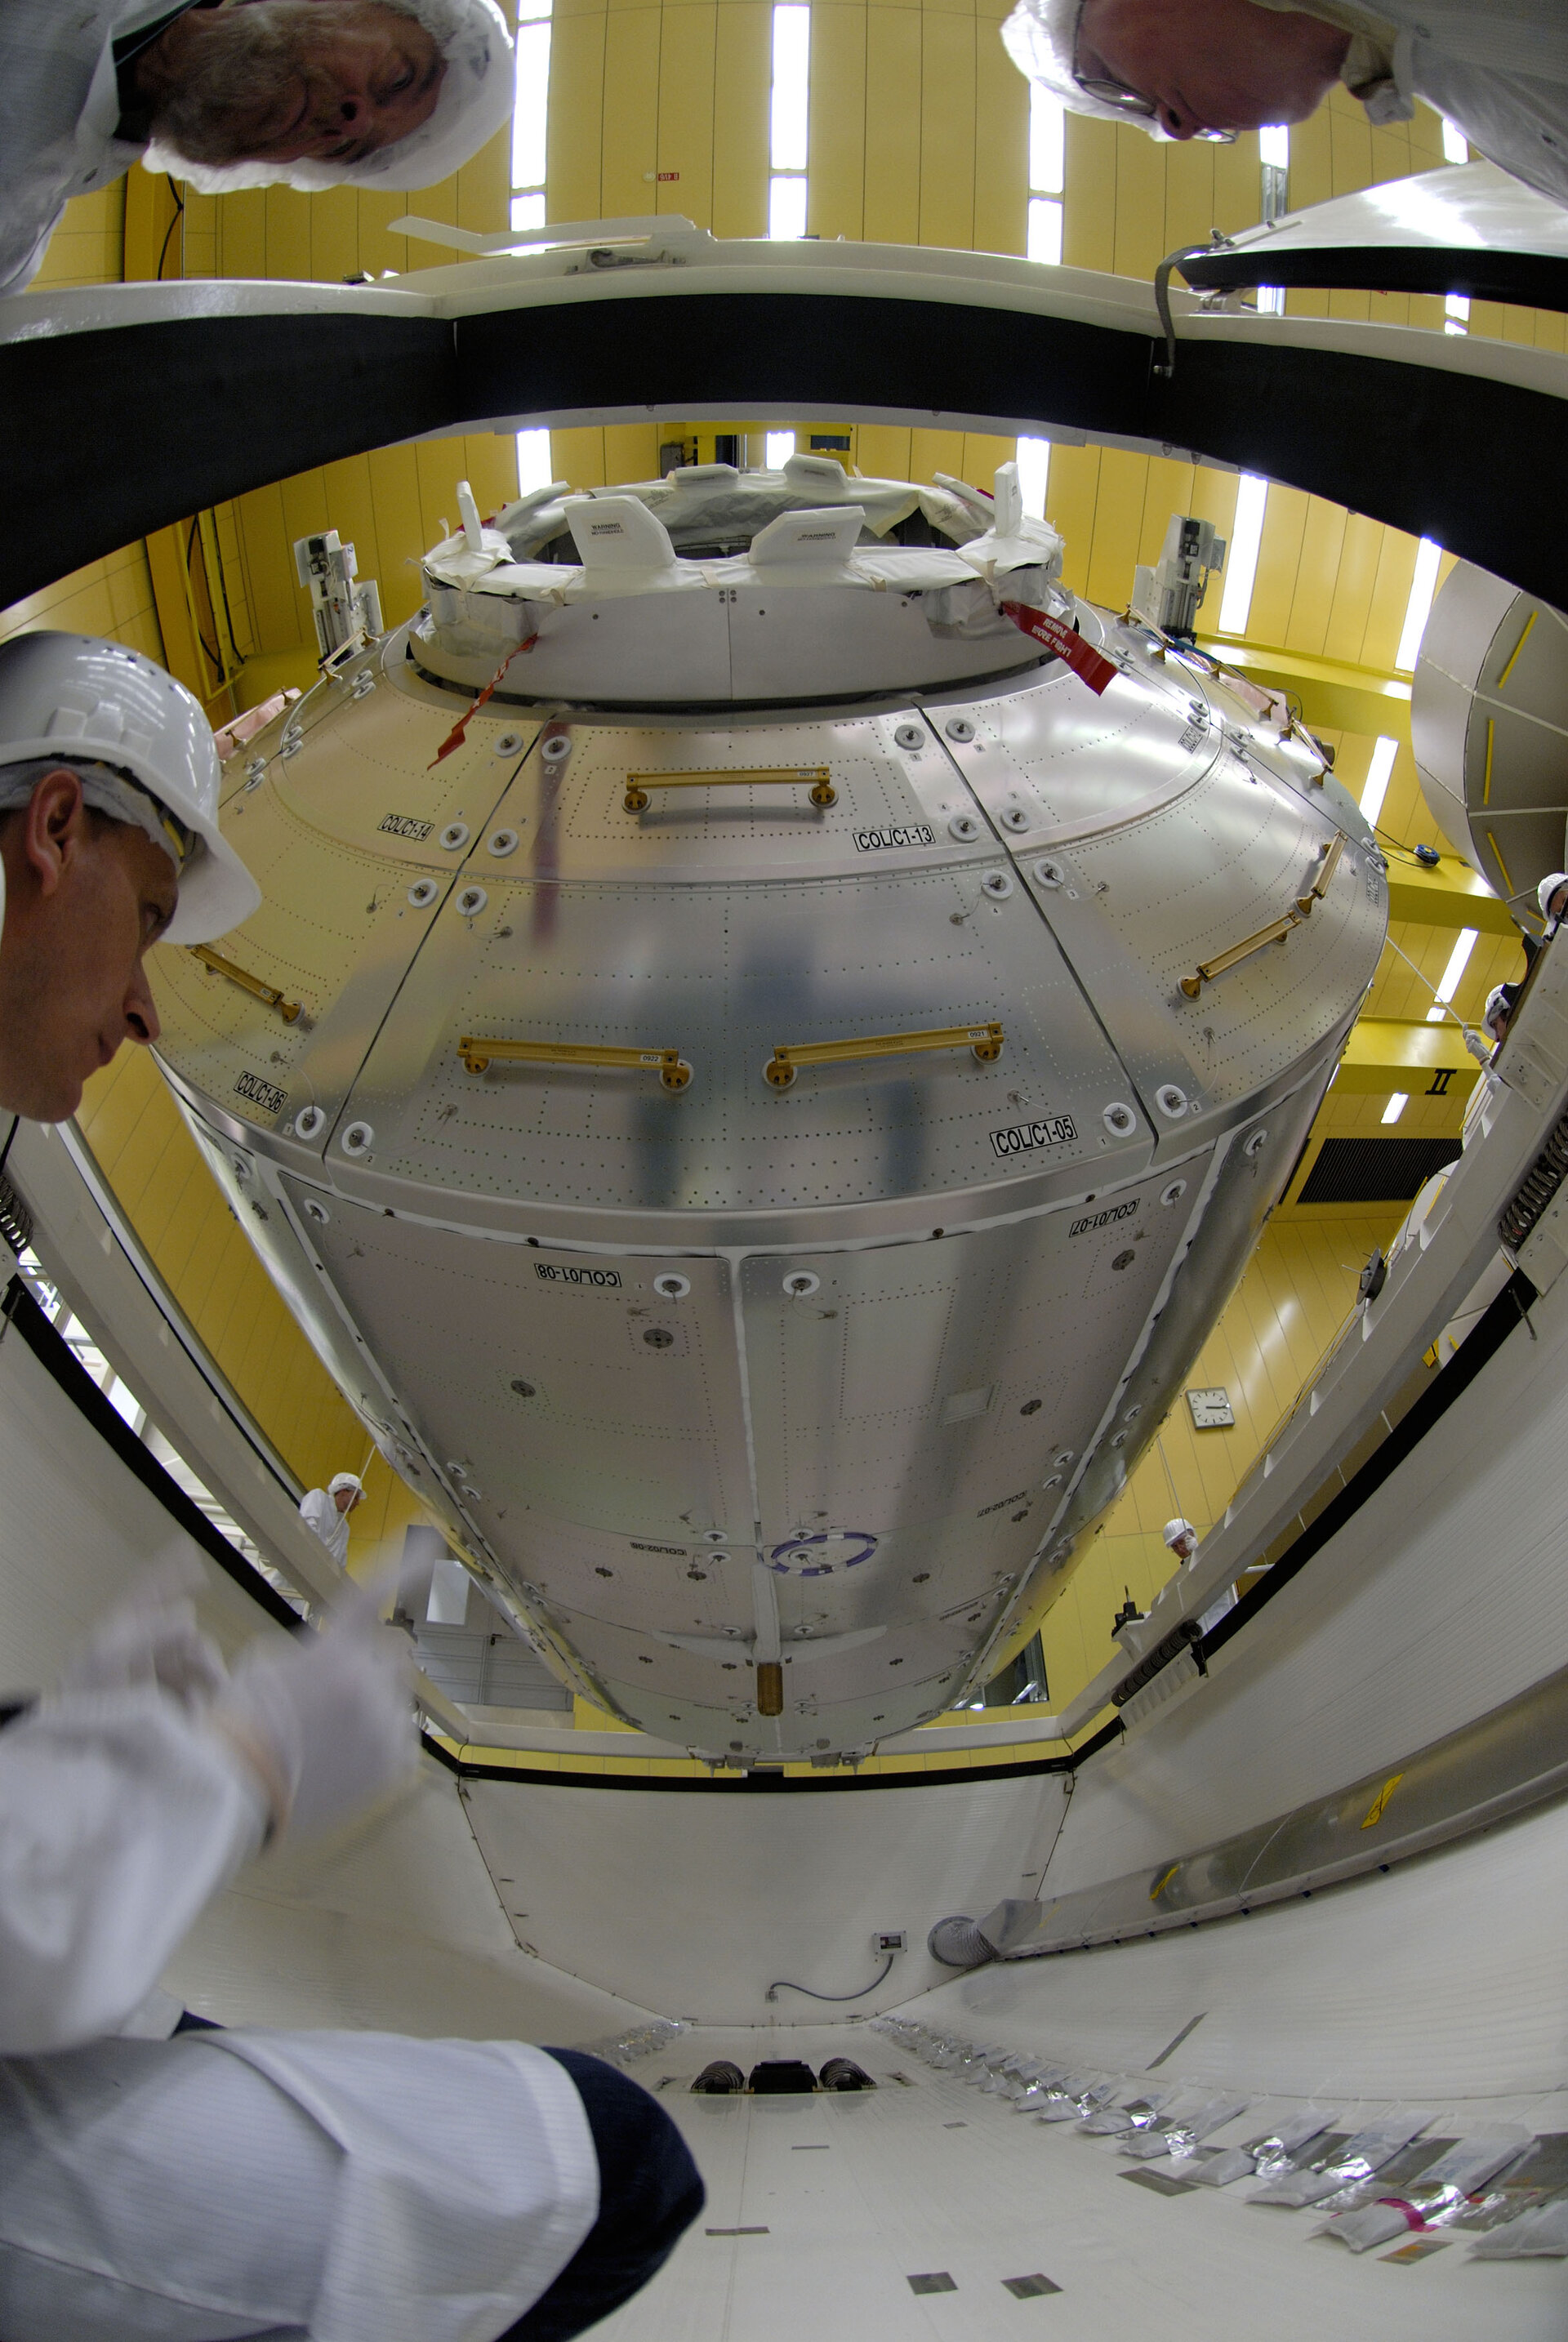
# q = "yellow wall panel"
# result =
<box><xmin>916</xmin><ymin>13</ymin><xmax>976</xmax><ymax>253</ymax></box>
<box><xmin>657</xmin><ymin>3</ymin><xmax>719</xmax><ymax>225</ymax></box>
<box><xmin>710</xmin><ymin>3</ymin><xmax>770</xmax><ymax>239</ymax></box>
<box><xmin>601</xmin><ymin>10</ymin><xmax>665</xmax><ymax>216</ymax></box>
<box><xmin>549</xmin><ymin>11</ymin><xmax>609</xmax><ymax>218</ymax></box>
<box><xmin>862</xmin><ymin>7</ymin><xmax>924</xmax><ymax>244</ymax></box>
<box><xmin>971</xmin><ymin>20</ymin><xmax>1026</xmax><ymax>256</ymax></box>
<box><xmin>809</xmin><ymin>3</ymin><xmax>869</xmax><ymax>240</ymax></box>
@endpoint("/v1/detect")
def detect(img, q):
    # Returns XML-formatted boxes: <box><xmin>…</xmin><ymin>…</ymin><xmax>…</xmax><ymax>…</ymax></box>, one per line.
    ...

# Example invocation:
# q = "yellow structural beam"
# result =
<box><xmin>1334</xmin><ymin>1017</ymin><xmax>1479</xmax><ymax>1097</ymax></box>
<box><xmin>1193</xmin><ymin>638</ymin><xmax>1413</xmax><ymax>738</ymax></box>
<box><xmin>1384</xmin><ymin>856</ymin><xmax>1517</xmax><ymax>936</ymax></box>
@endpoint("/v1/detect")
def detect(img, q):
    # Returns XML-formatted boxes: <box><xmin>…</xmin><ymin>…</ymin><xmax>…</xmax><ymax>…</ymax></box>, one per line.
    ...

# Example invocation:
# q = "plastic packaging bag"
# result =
<box><xmin>1035</xmin><ymin>2076</ymin><xmax>1117</xmax><ymax>2123</ymax></box>
<box><xmin>1469</xmin><ymin>2197</ymin><xmax>1568</xmax><ymax>2259</ymax></box>
<box><xmin>1187</xmin><ymin>2110</ymin><xmax>1338</xmax><ymax>2189</ymax></box>
<box><xmin>1321</xmin><ymin>2132</ymin><xmax>1532</xmax><ymax>2253</ymax></box>
<box><xmin>1120</xmin><ymin>2093</ymin><xmax>1250</xmax><ymax>2161</ymax></box>
<box><xmin>1249</xmin><ymin>2110</ymin><xmax>1434</xmax><ymax>2208</ymax></box>
<box><xmin>1080</xmin><ymin>2088</ymin><xmax>1174</xmax><ymax>2137</ymax></box>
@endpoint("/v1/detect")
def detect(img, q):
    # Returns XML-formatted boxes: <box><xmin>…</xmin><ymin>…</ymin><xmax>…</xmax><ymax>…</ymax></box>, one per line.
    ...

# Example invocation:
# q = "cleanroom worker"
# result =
<box><xmin>300</xmin><ymin>1469</ymin><xmax>366</xmax><ymax>1567</ymax></box>
<box><xmin>1163</xmin><ymin>1515</ymin><xmax>1236</xmax><ymax>1632</ymax></box>
<box><xmin>1004</xmin><ymin>0</ymin><xmax>1568</xmax><ymax>211</ymax></box>
<box><xmin>1</xmin><ymin>0</ymin><xmax>515</xmax><ymax>299</ymax></box>
<box><xmin>1539</xmin><ymin>870</ymin><xmax>1568</xmax><ymax>939</ymax></box>
<box><xmin>0</xmin><ymin>633</ymin><xmax>703</xmax><ymax>2339</ymax></box>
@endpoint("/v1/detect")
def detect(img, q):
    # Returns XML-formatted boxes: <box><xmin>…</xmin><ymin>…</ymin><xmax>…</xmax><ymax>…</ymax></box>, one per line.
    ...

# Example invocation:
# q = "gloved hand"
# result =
<box><xmin>57</xmin><ymin>1560</ymin><xmax>229</xmax><ymax>1712</ymax></box>
<box><xmin>211</xmin><ymin>1583</ymin><xmax>417</xmax><ymax>1837</ymax></box>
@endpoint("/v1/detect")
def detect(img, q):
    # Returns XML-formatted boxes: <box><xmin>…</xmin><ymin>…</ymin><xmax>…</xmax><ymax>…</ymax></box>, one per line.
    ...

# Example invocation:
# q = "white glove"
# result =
<box><xmin>57</xmin><ymin>1561</ymin><xmax>229</xmax><ymax>1712</ymax></box>
<box><xmin>212</xmin><ymin>1584</ymin><xmax>416</xmax><ymax>1837</ymax></box>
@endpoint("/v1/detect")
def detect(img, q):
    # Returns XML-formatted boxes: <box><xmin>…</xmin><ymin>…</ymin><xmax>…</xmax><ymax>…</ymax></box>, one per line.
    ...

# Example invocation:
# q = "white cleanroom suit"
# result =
<box><xmin>299</xmin><ymin>1473</ymin><xmax>364</xmax><ymax>1570</ymax></box>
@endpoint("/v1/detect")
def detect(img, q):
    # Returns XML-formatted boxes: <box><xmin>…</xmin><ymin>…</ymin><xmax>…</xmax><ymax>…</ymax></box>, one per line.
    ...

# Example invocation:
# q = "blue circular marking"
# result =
<box><xmin>768</xmin><ymin>1530</ymin><xmax>878</xmax><ymax>1576</ymax></box>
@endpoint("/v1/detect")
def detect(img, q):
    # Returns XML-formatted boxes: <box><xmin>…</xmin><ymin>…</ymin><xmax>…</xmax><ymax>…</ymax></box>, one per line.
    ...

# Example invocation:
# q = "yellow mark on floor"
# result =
<box><xmin>1360</xmin><ymin>1772</ymin><xmax>1404</xmax><ymax>1829</ymax></box>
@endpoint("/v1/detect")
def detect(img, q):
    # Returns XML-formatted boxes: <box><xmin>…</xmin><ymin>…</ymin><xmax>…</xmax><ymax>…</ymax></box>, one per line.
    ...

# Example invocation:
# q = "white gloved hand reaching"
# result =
<box><xmin>57</xmin><ymin>1560</ymin><xmax>229</xmax><ymax>1712</ymax></box>
<box><xmin>212</xmin><ymin>1581</ymin><xmax>417</xmax><ymax>1837</ymax></box>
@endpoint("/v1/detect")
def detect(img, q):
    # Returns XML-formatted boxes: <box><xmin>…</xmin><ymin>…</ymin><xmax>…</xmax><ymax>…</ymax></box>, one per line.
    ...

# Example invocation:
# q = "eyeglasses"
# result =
<box><xmin>1070</xmin><ymin>2</ymin><xmax>1237</xmax><ymax>140</ymax></box>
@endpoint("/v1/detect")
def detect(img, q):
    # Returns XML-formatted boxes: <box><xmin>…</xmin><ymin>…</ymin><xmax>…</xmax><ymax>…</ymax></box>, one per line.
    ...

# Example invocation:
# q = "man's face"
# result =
<box><xmin>149</xmin><ymin>2</ymin><xmax>445</xmax><ymax>170</ymax></box>
<box><xmin>0</xmin><ymin>774</ymin><xmax>176</xmax><ymax>1123</ymax></box>
<box><xmin>1076</xmin><ymin>0</ymin><xmax>1349</xmax><ymax>139</ymax></box>
<box><xmin>233</xmin><ymin>3</ymin><xmax>444</xmax><ymax>165</ymax></box>
<box><xmin>333</xmin><ymin>1484</ymin><xmax>361</xmax><ymax>1516</ymax></box>
<box><xmin>1549</xmin><ymin>884</ymin><xmax>1568</xmax><ymax>925</ymax></box>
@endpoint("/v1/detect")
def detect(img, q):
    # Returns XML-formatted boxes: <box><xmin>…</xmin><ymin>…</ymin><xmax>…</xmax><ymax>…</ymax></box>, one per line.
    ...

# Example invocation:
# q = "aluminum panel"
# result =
<box><xmin>332</xmin><ymin>862</ymin><xmax>1136</xmax><ymax>1212</ymax></box>
<box><xmin>474</xmin><ymin>709</ymin><xmax>1005</xmax><ymax>884</ymax></box>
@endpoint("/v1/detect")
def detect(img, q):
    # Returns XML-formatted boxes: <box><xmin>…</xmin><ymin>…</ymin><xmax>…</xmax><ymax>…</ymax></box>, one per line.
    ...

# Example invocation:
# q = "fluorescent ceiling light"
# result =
<box><xmin>514</xmin><ymin>428</ymin><xmax>554</xmax><ymax>497</ymax></box>
<box><xmin>765</xmin><ymin>430</ymin><xmax>796</xmax><ymax>470</ymax></box>
<box><xmin>1015</xmin><ymin>436</ymin><xmax>1051</xmax><ymax>521</ymax></box>
<box><xmin>1426</xmin><ymin>1004</ymin><xmax>1447</xmax><ymax>1022</ymax></box>
<box><xmin>1382</xmin><ymin>1093</ymin><xmax>1409</xmax><ymax>1124</ymax></box>
<box><xmin>510</xmin><ymin>191</ymin><xmax>546</xmax><ymax>232</ymax></box>
<box><xmin>1027</xmin><ymin>197</ymin><xmax>1062</xmax><ymax>266</ymax></box>
<box><xmin>1359</xmin><ymin>734</ymin><xmax>1398</xmax><ymax>829</ymax></box>
<box><xmin>1256</xmin><ymin>286</ymin><xmax>1285</xmax><ymax>315</ymax></box>
<box><xmin>1395</xmin><ymin>537</ymin><xmax>1443</xmax><ymax>672</ymax></box>
<box><xmin>1030</xmin><ymin>89</ymin><xmax>1065</xmax><ymax>194</ymax></box>
<box><xmin>1434</xmin><ymin>925</ymin><xmax>1478</xmax><ymax>1003</ymax></box>
<box><xmin>511</xmin><ymin>16</ymin><xmax>552</xmax><ymax>189</ymax></box>
<box><xmin>1258</xmin><ymin>123</ymin><xmax>1290</xmax><ymax>168</ymax></box>
<box><xmin>771</xmin><ymin>4</ymin><xmax>810</xmax><ymax>172</ymax></box>
<box><xmin>1441</xmin><ymin>117</ymin><xmax>1468</xmax><ymax>164</ymax></box>
<box><xmin>1217</xmin><ymin>474</ymin><xmax>1268</xmax><ymax>635</ymax></box>
<box><xmin>768</xmin><ymin>175</ymin><xmax>808</xmax><ymax>240</ymax></box>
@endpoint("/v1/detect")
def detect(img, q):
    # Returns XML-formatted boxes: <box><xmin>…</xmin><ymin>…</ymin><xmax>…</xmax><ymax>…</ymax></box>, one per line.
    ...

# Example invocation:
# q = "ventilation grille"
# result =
<box><xmin>1298</xmin><ymin>1136</ymin><xmax>1460</xmax><ymax>1205</ymax></box>
<box><xmin>1500</xmin><ymin>1099</ymin><xmax>1568</xmax><ymax>1252</ymax></box>
<box><xmin>0</xmin><ymin>1169</ymin><xmax>33</xmax><ymax>1258</ymax></box>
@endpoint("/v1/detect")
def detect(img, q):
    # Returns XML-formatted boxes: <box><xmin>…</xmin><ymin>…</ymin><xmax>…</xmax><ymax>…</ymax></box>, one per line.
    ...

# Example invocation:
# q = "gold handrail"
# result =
<box><xmin>764</xmin><ymin>1022</ymin><xmax>1004</xmax><ymax>1089</ymax></box>
<box><xmin>458</xmin><ymin>1037</ymin><xmax>692</xmax><ymax>1090</ymax></box>
<box><xmin>188</xmin><ymin>945</ymin><xmax>301</xmax><ymax>1022</ymax></box>
<box><xmin>625</xmin><ymin>766</ymin><xmax>835</xmax><ymax>813</ymax></box>
<box><xmin>1180</xmin><ymin>835</ymin><xmax>1347</xmax><ymax>1000</ymax></box>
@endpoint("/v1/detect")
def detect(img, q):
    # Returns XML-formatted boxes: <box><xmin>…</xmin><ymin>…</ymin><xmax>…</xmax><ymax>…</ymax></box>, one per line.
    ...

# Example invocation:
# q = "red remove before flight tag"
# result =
<box><xmin>1000</xmin><ymin>601</ymin><xmax>1119</xmax><ymax>695</ymax></box>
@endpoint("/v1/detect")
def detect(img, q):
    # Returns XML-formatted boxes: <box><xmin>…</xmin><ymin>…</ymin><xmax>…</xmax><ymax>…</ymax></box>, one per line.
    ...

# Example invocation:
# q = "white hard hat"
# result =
<box><xmin>147</xmin><ymin>0</ymin><xmax>514</xmax><ymax>195</ymax></box>
<box><xmin>328</xmin><ymin>1472</ymin><xmax>366</xmax><ymax>1497</ymax></box>
<box><xmin>1537</xmin><ymin>871</ymin><xmax>1568</xmax><ymax>924</ymax></box>
<box><xmin>1485</xmin><ymin>985</ymin><xmax>1511</xmax><ymax>1027</ymax></box>
<box><xmin>1001</xmin><ymin>0</ymin><xmax>1165</xmax><ymax>135</ymax></box>
<box><xmin>0</xmin><ymin>634</ymin><xmax>260</xmax><ymax>946</ymax></box>
<box><xmin>1162</xmin><ymin>1517</ymin><xmax>1197</xmax><ymax>1549</ymax></box>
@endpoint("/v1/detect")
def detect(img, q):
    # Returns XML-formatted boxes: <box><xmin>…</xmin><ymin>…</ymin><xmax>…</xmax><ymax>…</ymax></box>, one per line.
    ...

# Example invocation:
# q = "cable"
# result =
<box><xmin>185</xmin><ymin>519</ymin><xmax>222</xmax><ymax>672</ymax></box>
<box><xmin>0</xmin><ymin>1117</ymin><xmax>19</xmax><ymax>1182</ymax></box>
<box><xmin>764</xmin><ymin>1955</ymin><xmax>893</xmax><ymax>2006</ymax></box>
<box><xmin>156</xmin><ymin>176</ymin><xmax>185</xmax><ymax>280</ymax></box>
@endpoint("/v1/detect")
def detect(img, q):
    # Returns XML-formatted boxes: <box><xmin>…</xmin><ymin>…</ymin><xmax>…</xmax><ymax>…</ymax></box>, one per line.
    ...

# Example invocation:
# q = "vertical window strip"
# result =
<box><xmin>513</xmin><ymin>0</ymin><xmax>554</xmax><ymax>495</ymax></box>
<box><xmin>1217</xmin><ymin>474</ymin><xmax>1268</xmax><ymax>635</ymax></box>
<box><xmin>1027</xmin><ymin>87</ymin><xmax>1063</xmax><ymax>266</ymax></box>
<box><xmin>769</xmin><ymin>4</ymin><xmax>810</xmax><ymax>238</ymax></box>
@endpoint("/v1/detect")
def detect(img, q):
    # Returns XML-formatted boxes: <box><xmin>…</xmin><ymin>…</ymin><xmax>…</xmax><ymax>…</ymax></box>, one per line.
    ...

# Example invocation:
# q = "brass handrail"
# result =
<box><xmin>764</xmin><ymin>1022</ymin><xmax>1004</xmax><ymax>1089</ymax></box>
<box><xmin>458</xmin><ymin>1037</ymin><xmax>692</xmax><ymax>1090</ymax></box>
<box><xmin>188</xmin><ymin>945</ymin><xmax>301</xmax><ymax>1022</ymax></box>
<box><xmin>1180</xmin><ymin>835</ymin><xmax>1347</xmax><ymax>1000</ymax></box>
<box><xmin>625</xmin><ymin>766</ymin><xmax>835</xmax><ymax>813</ymax></box>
